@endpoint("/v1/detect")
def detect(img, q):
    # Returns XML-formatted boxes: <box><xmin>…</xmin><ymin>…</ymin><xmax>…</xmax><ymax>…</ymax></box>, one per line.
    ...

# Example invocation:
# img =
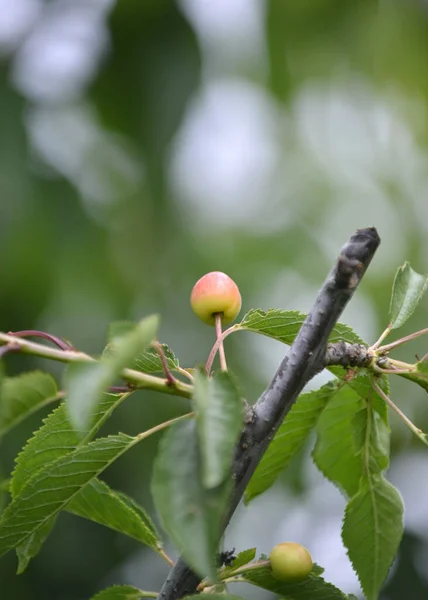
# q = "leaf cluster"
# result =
<box><xmin>0</xmin><ymin>262</ymin><xmax>426</xmax><ymax>599</ymax></box>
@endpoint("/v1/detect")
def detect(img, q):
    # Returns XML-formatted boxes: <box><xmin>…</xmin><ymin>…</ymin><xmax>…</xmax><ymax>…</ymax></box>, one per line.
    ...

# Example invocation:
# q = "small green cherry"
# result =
<box><xmin>269</xmin><ymin>542</ymin><xmax>313</xmax><ymax>583</ymax></box>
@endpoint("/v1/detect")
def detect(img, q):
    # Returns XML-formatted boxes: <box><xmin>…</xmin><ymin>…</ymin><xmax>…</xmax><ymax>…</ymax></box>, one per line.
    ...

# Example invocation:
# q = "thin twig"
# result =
<box><xmin>109</xmin><ymin>385</ymin><xmax>134</xmax><ymax>394</ymax></box>
<box><xmin>205</xmin><ymin>325</ymin><xmax>237</xmax><ymax>374</ymax></box>
<box><xmin>372</xmin><ymin>380</ymin><xmax>426</xmax><ymax>441</ymax></box>
<box><xmin>376</xmin><ymin>327</ymin><xmax>428</xmax><ymax>354</ymax></box>
<box><xmin>175</xmin><ymin>366</ymin><xmax>195</xmax><ymax>382</ymax></box>
<box><xmin>0</xmin><ymin>343</ymin><xmax>21</xmax><ymax>358</ymax></box>
<box><xmin>8</xmin><ymin>330</ymin><xmax>75</xmax><ymax>350</ymax></box>
<box><xmin>0</xmin><ymin>332</ymin><xmax>193</xmax><ymax>399</ymax></box>
<box><xmin>136</xmin><ymin>412</ymin><xmax>194</xmax><ymax>440</ymax></box>
<box><xmin>159</xmin><ymin>549</ymin><xmax>175</xmax><ymax>568</ymax></box>
<box><xmin>373</xmin><ymin>367</ymin><xmax>414</xmax><ymax>375</ymax></box>
<box><xmin>419</xmin><ymin>350</ymin><xmax>428</xmax><ymax>363</ymax></box>
<box><xmin>370</xmin><ymin>325</ymin><xmax>391</xmax><ymax>351</ymax></box>
<box><xmin>152</xmin><ymin>341</ymin><xmax>177</xmax><ymax>386</ymax></box>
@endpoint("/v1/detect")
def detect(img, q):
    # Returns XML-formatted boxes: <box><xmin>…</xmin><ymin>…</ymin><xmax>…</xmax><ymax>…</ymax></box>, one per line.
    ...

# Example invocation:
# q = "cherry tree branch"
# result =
<box><xmin>157</xmin><ymin>226</ymin><xmax>381</xmax><ymax>600</ymax></box>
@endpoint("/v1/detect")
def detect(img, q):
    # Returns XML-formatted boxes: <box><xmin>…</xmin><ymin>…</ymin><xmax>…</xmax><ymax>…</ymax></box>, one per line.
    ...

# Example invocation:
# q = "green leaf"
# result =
<box><xmin>105</xmin><ymin>316</ymin><xmax>159</xmax><ymax>369</ymax></box>
<box><xmin>218</xmin><ymin>548</ymin><xmax>256</xmax><ymax>581</ymax></box>
<box><xmin>10</xmin><ymin>392</ymin><xmax>129</xmax><ymax>570</ymax></box>
<box><xmin>0</xmin><ymin>433</ymin><xmax>140</xmax><ymax>558</ymax></box>
<box><xmin>219</xmin><ymin>547</ymin><xmax>257</xmax><ymax>580</ymax></box>
<box><xmin>344</xmin><ymin>372</ymin><xmax>389</xmax><ymax>425</ymax></box>
<box><xmin>113</xmin><ymin>490</ymin><xmax>160</xmax><ymax>539</ymax></box>
<box><xmin>151</xmin><ymin>419</ymin><xmax>230</xmax><ymax>581</ymax></box>
<box><xmin>12</xmin><ymin>402</ymin><xmax>81</xmax><ymax>499</ymax></box>
<box><xmin>313</xmin><ymin>387</ymin><xmax>367</xmax><ymax>498</ymax></box>
<box><xmin>342</xmin><ymin>475</ymin><xmax>404</xmax><ymax>600</ymax></box>
<box><xmin>0</xmin><ymin>479</ymin><xmax>10</xmax><ymax>493</ymax></box>
<box><xmin>0</xmin><ymin>477</ymin><xmax>8</xmax><ymax>518</ymax></box>
<box><xmin>106</xmin><ymin>321</ymin><xmax>179</xmax><ymax>374</ymax></box>
<box><xmin>313</xmin><ymin>376</ymin><xmax>390</xmax><ymax>499</ymax></box>
<box><xmin>339</xmin><ymin>393</ymin><xmax>403</xmax><ymax>599</ymax></box>
<box><xmin>238</xmin><ymin>309</ymin><xmax>363</xmax><ymax>346</ymax></box>
<box><xmin>66</xmin><ymin>314</ymin><xmax>159</xmax><ymax>432</ymax></box>
<box><xmin>398</xmin><ymin>358</ymin><xmax>428</xmax><ymax>393</ymax></box>
<box><xmin>67</xmin><ymin>478</ymin><xmax>162</xmax><ymax>551</ymax></box>
<box><xmin>108</xmin><ymin>321</ymin><xmax>137</xmax><ymax>341</ymax></box>
<box><xmin>0</xmin><ymin>372</ymin><xmax>59</xmax><ymax>438</ymax></box>
<box><xmin>245</xmin><ymin>381</ymin><xmax>339</xmax><ymax>503</ymax></box>
<box><xmin>240</xmin><ymin>564</ymin><xmax>348</xmax><ymax>599</ymax></box>
<box><xmin>311</xmin><ymin>373</ymin><xmax>402</xmax><ymax>596</ymax></box>
<box><xmin>134</xmin><ymin>345</ymin><xmax>179</xmax><ymax>374</ymax></box>
<box><xmin>16</xmin><ymin>518</ymin><xmax>56</xmax><ymax>574</ymax></box>
<box><xmin>91</xmin><ymin>585</ymin><xmax>155</xmax><ymax>599</ymax></box>
<box><xmin>193</xmin><ymin>370</ymin><xmax>243</xmax><ymax>489</ymax></box>
<box><xmin>12</xmin><ymin>393</ymin><xmax>126</xmax><ymax>498</ymax></box>
<box><xmin>389</xmin><ymin>262</ymin><xmax>428</xmax><ymax>329</ymax></box>
<box><xmin>229</xmin><ymin>547</ymin><xmax>256</xmax><ymax>569</ymax></box>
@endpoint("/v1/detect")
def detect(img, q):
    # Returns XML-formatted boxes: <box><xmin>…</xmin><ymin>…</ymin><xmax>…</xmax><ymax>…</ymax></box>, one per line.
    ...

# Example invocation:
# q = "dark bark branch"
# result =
<box><xmin>324</xmin><ymin>342</ymin><xmax>372</xmax><ymax>368</ymax></box>
<box><xmin>157</xmin><ymin>227</ymin><xmax>381</xmax><ymax>600</ymax></box>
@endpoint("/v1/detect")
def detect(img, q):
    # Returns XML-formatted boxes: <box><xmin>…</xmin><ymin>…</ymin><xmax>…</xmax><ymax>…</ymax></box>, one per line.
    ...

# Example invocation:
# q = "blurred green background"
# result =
<box><xmin>1</xmin><ymin>1</ymin><xmax>428</xmax><ymax>598</ymax></box>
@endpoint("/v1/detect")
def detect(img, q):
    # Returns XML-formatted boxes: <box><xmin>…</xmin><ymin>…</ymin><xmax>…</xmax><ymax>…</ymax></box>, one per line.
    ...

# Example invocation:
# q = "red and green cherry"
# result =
<box><xmin>190</xmin><ymin>271</ymin><xmax>241</xmax><ymax>326</ymax></box>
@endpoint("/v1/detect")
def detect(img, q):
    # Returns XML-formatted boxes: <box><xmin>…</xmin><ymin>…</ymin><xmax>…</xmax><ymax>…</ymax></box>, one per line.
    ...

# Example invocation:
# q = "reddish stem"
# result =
<box><xmin>0</xmin><ymin>343</ymin><xmax>21</xmax><ymax>358</ymax></box>
<box><xmin>8</xmin><ymin>330</ymin><xmax>75</xmax><ymax>351</ymax></box>
<box><xmin>205</xmin><ymin>325</ymin><xmax>236</xmax><ymax>374</ymax></box>
<box><xmin>152</xmin><ymin>341</ymin><xmax>177</xmax><ymax>386</ymax></box>
<box><xmin>109</xmin><ymin>385</ymin><xmax>134</xmax><ymax>394</ymax></box>
<box><xmin>377</xmin><ymin>327</ymin><xmax>428</xmax><ymax>354</ymax></box>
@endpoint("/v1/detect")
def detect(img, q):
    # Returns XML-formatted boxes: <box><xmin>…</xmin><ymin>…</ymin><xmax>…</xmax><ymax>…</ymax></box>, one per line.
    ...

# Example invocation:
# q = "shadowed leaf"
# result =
<box><xmin>240</xmin><ymin>563</ymin><xmax>348</xmax><ymax>599</ymax></box>
<box><xmin>193</xmin><ymin>370</ymin><xmax>243</xmax><ymax>489</ymax></box>
<box><xmin>0</xmin><ymin>372</ymin><xmax>59</xmax><ymax>438</ymax></box>
<box><xmin>152</xmin><ymin>419</ymin><xmax>230</xmax><ymax>581</ymax></box>
<box><xmin>66</xmin><ymin>315</ymin><xmax>159</xmax><ymax>432</ymax></box>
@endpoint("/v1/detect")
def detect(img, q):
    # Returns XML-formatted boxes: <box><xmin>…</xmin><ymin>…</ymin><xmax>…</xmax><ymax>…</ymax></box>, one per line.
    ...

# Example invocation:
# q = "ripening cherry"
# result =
<box><xmin>190</xmin><ymin>272</ymin><xmax>241</xmax><ymax>326</ymax></box>
<box><xmin>269</xmin><ymin>542</ymin><xmax>313</xmax><ymax>583</ymax></box>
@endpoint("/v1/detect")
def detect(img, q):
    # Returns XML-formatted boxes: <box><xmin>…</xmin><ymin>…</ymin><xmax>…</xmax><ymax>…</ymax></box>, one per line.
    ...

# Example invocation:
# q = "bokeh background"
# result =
<box><xmin>1</xmin><ymin>0</ymin><xmax>428</xmax><ymax>598</ymax></box>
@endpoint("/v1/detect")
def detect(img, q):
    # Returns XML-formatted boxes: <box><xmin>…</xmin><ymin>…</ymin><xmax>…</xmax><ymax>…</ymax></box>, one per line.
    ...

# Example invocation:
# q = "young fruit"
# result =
<box><xmin>269</xmin><ymin>542</ymin><xmax>313</xmax><ymax>583</ymax></box>
<box><xmin>190</xmin><ymin>272</ymin><xmax>242</xmax><ymax>326</ymax></box>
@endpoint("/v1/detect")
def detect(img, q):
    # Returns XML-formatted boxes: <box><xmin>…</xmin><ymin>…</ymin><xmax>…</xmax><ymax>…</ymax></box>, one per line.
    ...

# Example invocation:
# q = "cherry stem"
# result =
<box><xmin>8</xmin><ymin>330</ymin><xmax>75</xmax><ymax>351</ymax></box>
<box><xmin>109</xmin><ymin>385</ymin><xmax>134</xmax><ymax>394</ymax></box>
<box><xmin>215</xmin><ymin>313</ymin><xmax>227</xmax><ymax>372</ymax></box>
<box><xmin>197</xmin><ymin>559</ymin><xmax>271</xmax><ymax>591</ymax></box>
<box><xmin>373</xmin><ymin>367</ymin><xmax>414</xmax><ymax>375</ymax></box>
<box><xmin>376</xmin><ymin>327</ymin><xmax>428</xmax><ymax>354</ymax></box>
<box><xmin>175</xmin><ymin>366</ymin><xmax>194</xmax><ymax>382</ymax></box>
<box><xmin>158</xmin><ymin>548</ymin><xmax>175</xmax><ymax>568</ymax></box>
<box><xmin>420</xmin><ymin>350</ymin><xmax>428</xmax><ymax>363</ymax></box>
<box><xmin>370</xmin><ymin>325</ymin><xmax>392</xmax><ymax>351</ymax></box>
<box><xmin>152</xmin><ymin>341</ymin><xmax>177</xmax><ymax>386</ymax></box>
<box><xmin>205</xmin><ymin>324</ymin><xmax>237</xmax><ymax>374</ymax></box>
<box><xmin>386</xmin><ymin>358</ymin><xmax>416</xmax><ymax>369</ymax></box>
<box><xmin>0</xmin><ymin>342</ymin><xmax>21</xmax><ymax>358</ymax></box>
<box><xmin>372</xmin><ymin>379</ymin><xmax>425</xmax><ymax>439</ymax></box>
